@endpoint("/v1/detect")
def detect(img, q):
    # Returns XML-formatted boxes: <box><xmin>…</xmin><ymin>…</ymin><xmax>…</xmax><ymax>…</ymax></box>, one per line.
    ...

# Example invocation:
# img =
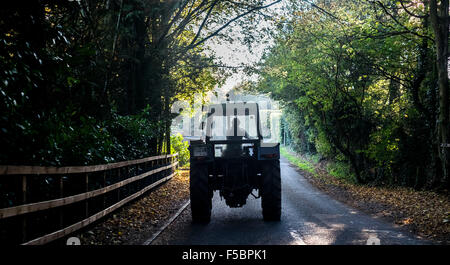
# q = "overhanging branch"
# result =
<box><xmin>186</xmin><ymin>0</ymin><xmax>282</xmax><ymax>50</ymax></box>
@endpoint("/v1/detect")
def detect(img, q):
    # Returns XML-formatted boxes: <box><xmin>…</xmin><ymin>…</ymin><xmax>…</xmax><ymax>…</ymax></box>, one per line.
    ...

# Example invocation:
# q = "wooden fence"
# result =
<box><xmin>0</xmin><ymin>153</ymin><xmax>178</xmax><ymax>245</ymax></box>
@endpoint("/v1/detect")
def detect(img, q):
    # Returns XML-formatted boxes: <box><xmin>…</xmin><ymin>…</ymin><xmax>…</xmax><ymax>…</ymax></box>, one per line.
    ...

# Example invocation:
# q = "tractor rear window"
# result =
<box><xmin>207</xmin><ymin>115</ymin><xmax>258</xmax><ymax>140</ymax></box>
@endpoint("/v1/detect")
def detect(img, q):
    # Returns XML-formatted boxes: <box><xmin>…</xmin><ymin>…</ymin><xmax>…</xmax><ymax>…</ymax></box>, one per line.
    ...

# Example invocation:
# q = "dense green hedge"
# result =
<box><xmin>170</xmin><ymin>133</ymin><xmax>190</xmax><ymax>167</ymax></box>
<box><xmin>0</xmin><ymin>106</ymin><xmax>162</xmax><ymax>166</ymax></box>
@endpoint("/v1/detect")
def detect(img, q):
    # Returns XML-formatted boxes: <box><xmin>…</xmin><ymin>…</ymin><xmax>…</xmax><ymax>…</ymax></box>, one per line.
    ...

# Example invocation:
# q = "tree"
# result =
<box><xmin>254</xmin><ymin>0</ymin><xmax>448</xmax><ymax>189</ymax></box>
<box><xmin>429</xmin><ymin>0</ymin><xmax>449</xmax><ymax>186</ymax></box>
<box><xmin>112</xmin><ymin>0</ymin><xmax>282</xmax><ymax>153</ymax></box>
<box><xmin>0</xmin><ymin>0</ymin><xmax>282</xmax><ymax>165</ymax></box>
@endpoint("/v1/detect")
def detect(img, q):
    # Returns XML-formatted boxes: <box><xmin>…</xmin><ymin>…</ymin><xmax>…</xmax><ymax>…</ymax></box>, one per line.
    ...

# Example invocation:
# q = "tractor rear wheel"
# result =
<box><xmin>261</xmin><ymin>160</ymin><xmax>281</xmax><ymax>221</ymax></box>
<box><xmin>190</xmin><ymin>164</ymin><xmax>212</xmax><ymax>223</ymax></box>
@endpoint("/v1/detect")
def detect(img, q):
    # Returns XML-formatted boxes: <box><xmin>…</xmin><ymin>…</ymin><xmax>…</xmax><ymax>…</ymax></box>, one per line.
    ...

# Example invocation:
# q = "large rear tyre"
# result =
<box><xmin>190</xmin><ymin>164</ymin><xmax>212</xmax><ymax>223</ymax></box>
<box><xmin>261</xmin><ymin>160</ymin><xmax>281</xmax><ymax>221</ymax></box>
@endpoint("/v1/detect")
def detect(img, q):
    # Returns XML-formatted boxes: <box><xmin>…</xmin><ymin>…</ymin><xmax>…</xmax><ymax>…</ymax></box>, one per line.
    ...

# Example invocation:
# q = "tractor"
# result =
<box><xmin>189</xmin><ymin>101</ymin><xmax>281</xmax><ymax>223</ymax></box>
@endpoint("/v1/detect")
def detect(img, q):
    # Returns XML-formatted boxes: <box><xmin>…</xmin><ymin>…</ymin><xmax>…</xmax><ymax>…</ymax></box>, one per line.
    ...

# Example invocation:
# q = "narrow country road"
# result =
<box><xmin>151</xmin><ymin>156</ymin><xmax>428</xmax><ymax>245</ymax></box>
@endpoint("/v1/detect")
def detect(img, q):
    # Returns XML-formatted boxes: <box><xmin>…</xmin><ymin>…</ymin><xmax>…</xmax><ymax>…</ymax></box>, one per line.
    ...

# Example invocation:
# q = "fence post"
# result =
<box><xmin>167</xmin><ymin>156</ymin><xmax>170</xmax><ymax>177</ymax></box>
<box><xmin>166</xmin><ymin>156</ymin><xmax>169</xmax><ymax>176</ymax></box>
<box><xmin>103</xmin><ymin>171</ymin><xmax>107</xmax><ymax>209</ymax></box>
<box><xmin>59</xmin><ymin>176</ymin><xmax>64</xmax><ymax>228</ymax></box>
<box><xmin>156</xmin><ymin>158</ymin><xmax>159</xmax><ymax>180</ymax></box>
<box><xmin>136</xmin><ymin>164</ymin><xmax>141</xmax><ymax>191</ymax></box>
<box><xmin>85</xmin><ymin>173</ymin><xmax>89</xmax><ymax>218</ymax></box>
<box><xmin>21</xmin><ymin>175</ymin><xmax>27</xmax><ymax>243</ymax></box>
<box><xmin>118</xmin><ymin>167</ymin><xmax>122</xmax><ymax>202</ymax></box>
<box><xmin>151</xmin><ymin>160</ymin><xmax>155</xmax><ymax>182</ymax></box>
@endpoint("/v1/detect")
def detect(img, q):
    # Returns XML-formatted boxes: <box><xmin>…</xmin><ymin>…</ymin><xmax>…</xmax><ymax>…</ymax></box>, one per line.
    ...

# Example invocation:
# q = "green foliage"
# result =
<box><xmin>0</xmin><ymin>104</ymin><xmax>161</xmax><ymax>166</ymax></box>
<box><xmin>42</xmin><ymin>112</ymin><xmax>116</xmax><ymax>166</ymax></box>
<box><xmin>314</xmin><ymin>130</ymin><xmax>334</xmax><ymax>158</ymax></box>
<box><xmin>364</xmin><ymin>125</ymin><xmax>399</xmax><ymax>167</ymax></box>
<box><xmin>326</xmin><ymin>161</ymin><xmax>356</xmax><ymax>184</ymax></box>
<box><xmin>108</xmin><ymin>107</ymin><xmax>161</xmax><ymax>161</ymax></box>
<box><xmin>256</xmin><ymin>0</ymin><xmax>441</xmax><ymax>188</ymax></box>
<box><xmin>2</xmin><ymin>0</ymin><xmax>264</xmax><ymax>166</ymax></box>
<box><xmin>170</xmin><ymin>133</ymin><xmax>190</xmax><ymax>167</ymax></box>
<box><xmin>280</xmin><ymin>104</ymin><xmax>317</xmax><ymax>154</ymax></box>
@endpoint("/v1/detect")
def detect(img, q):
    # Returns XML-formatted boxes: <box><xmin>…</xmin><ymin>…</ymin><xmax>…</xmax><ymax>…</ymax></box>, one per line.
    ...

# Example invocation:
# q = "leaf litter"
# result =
<box><xmin>298</xmin><ymin>158</ymin><xmax>450</xmax><ymax>244</ymax></box>
<box><xmin>74</xmin><ymin>169</ymin><xmax>190</xmax><ymax>245</ymax></box>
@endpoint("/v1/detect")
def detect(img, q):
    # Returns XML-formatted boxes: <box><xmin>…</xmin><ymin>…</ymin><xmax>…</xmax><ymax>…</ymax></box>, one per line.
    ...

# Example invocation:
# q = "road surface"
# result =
<box><xmin>151</xmin><ymin>156</ymin><xmax>428</xmax><ymax>245</ymax></box>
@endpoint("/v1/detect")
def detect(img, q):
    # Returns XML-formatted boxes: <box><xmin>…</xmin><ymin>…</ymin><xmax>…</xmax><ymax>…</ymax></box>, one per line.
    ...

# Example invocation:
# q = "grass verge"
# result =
<box><xmin>280</xmin><ymin>147</ymin><xmax>316</xmax><ymax>175</ymax></box>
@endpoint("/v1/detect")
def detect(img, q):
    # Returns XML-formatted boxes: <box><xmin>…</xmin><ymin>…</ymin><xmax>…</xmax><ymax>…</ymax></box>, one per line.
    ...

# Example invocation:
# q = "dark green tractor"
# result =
<box><xmin>189</xmin><ymin>102</ymin><xmax>281</xmax><ymax>223</ymax></box>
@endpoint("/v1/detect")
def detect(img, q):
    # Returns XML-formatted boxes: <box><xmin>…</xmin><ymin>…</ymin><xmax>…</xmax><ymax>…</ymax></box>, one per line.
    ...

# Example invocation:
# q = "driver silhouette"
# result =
<box><xmin>226</xmin><ymin>117</ymin><xmax>249</xmax><ymax>139</ymax></box>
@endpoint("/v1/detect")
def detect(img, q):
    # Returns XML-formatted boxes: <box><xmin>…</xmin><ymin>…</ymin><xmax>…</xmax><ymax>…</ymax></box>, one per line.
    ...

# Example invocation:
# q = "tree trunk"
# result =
<box><xmin>134</xmin><ymin>15</ymin><xmax>147</xmax><ymax>114</ymax></box>
<box><xmin>430</xmin><ymin>0</ymin><xmax>450</xmax><ymax>188</ymax></box>
<box><xmin>165</xmin><ymin>115</ymin><xmax>171</xmax><ymax>154</ymax></box>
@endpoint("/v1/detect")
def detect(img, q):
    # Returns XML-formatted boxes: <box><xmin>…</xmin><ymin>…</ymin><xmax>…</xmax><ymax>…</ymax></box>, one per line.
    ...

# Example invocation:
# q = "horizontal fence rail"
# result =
<box><xmin>0</xmin><ymin>153</ymin><xmax>178</xmax><ymax>245</ymax></box>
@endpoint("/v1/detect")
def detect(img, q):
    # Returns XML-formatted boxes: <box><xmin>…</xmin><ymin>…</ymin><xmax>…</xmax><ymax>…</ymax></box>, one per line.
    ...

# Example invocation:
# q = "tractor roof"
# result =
<box><xmin>206</xmin><ymin>102</ymin><xmax>259</xmax><ymax>116</ymax></box>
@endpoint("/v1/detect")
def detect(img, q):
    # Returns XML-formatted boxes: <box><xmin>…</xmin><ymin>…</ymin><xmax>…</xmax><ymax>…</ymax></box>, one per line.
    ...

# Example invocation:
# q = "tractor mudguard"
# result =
<box><xmin>257</xmin><ymin>143</ymin><xmax>280</xmax><ymax>160</ymax></box>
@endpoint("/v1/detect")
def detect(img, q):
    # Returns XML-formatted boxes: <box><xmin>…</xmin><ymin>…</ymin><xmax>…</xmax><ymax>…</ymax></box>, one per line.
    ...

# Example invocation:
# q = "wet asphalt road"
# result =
<box><xmin>151</xmin><ymin>156</ymin><xmax>428</xmax><ymax>245</ymax></box>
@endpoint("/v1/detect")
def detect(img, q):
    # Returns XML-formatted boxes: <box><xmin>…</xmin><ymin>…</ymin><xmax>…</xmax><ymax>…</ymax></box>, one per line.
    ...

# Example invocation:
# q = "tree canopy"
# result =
<box><xmin>0</xmin><ymin>0</ymin><xmax>279</xmax><ymax>165</ymax></box>
<box><xmin>1</xmin><ymin>0</ymin><xmax>448</xmax><ymax>191</ymax></box>
<box><xmin>254</xmin><ymin>0</ymin><xmax>449</xmax><ymax>189</ymax></box>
